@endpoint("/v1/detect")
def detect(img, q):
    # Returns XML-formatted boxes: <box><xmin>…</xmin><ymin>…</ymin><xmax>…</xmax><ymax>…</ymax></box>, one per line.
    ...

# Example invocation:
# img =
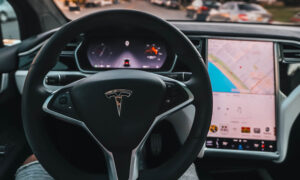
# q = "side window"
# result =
<box><xmin>228</xmin><ymin>4</ymin><xmax>235</xmax><ymax>10</ymax></box>
<box><xmin>221</xmin><ymin>3</ymin><xmax>230</xmax><ymax>10</ymax></box>
<box><xmin>0</xmin><ymin>0</ymin><xmax>20</xmax><ymax>46</ymax></box>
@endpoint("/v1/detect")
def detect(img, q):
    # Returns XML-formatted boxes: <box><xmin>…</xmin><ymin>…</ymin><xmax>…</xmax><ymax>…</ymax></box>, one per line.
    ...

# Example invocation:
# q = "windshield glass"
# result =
<box><xmin>54</xmin><ymin>0</ymin><xmax>300</xmax><ymax>25</ymax></box>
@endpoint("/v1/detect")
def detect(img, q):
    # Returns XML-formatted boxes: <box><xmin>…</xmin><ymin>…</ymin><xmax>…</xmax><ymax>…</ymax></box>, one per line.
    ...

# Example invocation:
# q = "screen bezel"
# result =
<box><xmin>205</xmin><ymin>37</ymin><xmax>279</xmax><ymax>153</ymax></box>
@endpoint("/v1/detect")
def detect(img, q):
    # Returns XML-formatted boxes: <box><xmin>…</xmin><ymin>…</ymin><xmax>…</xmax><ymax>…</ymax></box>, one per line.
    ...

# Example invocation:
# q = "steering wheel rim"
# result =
<box><xmin>22</xmin><ymin>10</ymin><xmax>212</xmax><ymax>180</ymax></box>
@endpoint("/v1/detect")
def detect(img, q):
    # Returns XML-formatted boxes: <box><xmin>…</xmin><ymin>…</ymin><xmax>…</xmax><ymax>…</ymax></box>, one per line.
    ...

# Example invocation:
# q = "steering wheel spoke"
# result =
<box><xmin>42</xmin><ymin>87</ymin><xmax>82</xmax><ymax>126</ymax></box>
<box><xmin>107</xmin><ymin>149</ymin><xmax>140</xmax><ymax>180</ymax></box>
<box><xmin>158</xmin><ymin>76</ymin><xmax>194</xmax><ymax>118</ymax></box>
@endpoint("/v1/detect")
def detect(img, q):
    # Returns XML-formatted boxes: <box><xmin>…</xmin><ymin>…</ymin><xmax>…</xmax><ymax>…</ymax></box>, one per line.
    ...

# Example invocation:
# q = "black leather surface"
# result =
<box><xmin>0</xmin><ymin>45</ymin><xmax>19</xmax><ymax>73</ymax></box>
<box><xmin>173</xmin><ymin>21</ymin><xmax>300</xmax><ymax>41</ymax></box>
<box><xmin>17</xmin><ymin>28</ymin><xmax>58</xmax><ymax>53</ymax></box>
<box><xmin>71</xmin><ymin>70</ymin><xmax>165</xmax><ymax>151</ymax></box>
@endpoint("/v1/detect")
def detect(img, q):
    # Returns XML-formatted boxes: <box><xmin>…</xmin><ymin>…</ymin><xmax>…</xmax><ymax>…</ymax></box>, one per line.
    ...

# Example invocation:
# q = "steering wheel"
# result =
<box><xmin>22</xmin><ymin>10</ymin><xmax>212</xmax><ymax>180</ymax></box>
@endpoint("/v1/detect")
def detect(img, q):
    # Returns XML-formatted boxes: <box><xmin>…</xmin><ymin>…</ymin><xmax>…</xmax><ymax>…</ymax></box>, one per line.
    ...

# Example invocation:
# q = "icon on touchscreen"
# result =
<box><xmin>222</xmin><ymin>141</ymin><xmax>228</xmax><ymax>146</ymax></box>
<box><xmin>254</xmin><ymin>143</ymin><xmax>259</xmax><ymax>148</ymax></box>
<box><xmin>220</xmin><ymin>125</ymin><xmax>229</xmax><ymax>134</ymax></box>
<box><xmin>209</xmin><ymin>125</ymin><xmax>218</xmax><ymax>133</ymax></box>
<box><xmin>254</xmin><ymin>128</ymin><xmax>261</xmax><ymax>134</ymax></box>
<box><xmin>241</xmin><ymin>127</ymin><xmax>251</xmax><ymax>133</ymax></box>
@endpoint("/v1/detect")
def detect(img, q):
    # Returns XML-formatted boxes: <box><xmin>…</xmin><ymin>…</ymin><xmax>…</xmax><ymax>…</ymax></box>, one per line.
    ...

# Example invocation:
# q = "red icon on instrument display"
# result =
<box><xmin>124</xmin><ymin>59</ymin><xmax>130</xmax><ymax>67</ymax></box>
<box><xmin>145</xmin><ymin>46</ymin><xmax>158</xmax><ymax>55</ymax></box>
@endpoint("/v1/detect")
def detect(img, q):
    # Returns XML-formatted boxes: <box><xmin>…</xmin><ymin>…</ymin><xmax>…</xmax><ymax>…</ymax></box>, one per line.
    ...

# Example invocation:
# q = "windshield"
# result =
<box><xmin>53</xmin><ymin>0</ymin><xmax>299</xmax><ymax>25</ymax></box>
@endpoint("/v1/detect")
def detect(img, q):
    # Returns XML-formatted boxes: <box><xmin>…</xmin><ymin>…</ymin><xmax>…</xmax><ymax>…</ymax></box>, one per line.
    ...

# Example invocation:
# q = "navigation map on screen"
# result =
<box><xmin>206</xmin><ymin>39</ymin><xmax>276</xmax><ymax>152</ymax></box>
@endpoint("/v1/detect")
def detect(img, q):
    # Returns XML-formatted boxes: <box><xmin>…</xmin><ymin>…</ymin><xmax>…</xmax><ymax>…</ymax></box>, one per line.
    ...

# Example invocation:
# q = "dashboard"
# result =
<box><xmin>76</xmin><ymin>37</ymin><xmax>278</xmax><ymax>153</ymax></box>
<box><xmin>14</xmin><ymin>22</ymin><xmax>300</xmax><ymax>163</ymax></box>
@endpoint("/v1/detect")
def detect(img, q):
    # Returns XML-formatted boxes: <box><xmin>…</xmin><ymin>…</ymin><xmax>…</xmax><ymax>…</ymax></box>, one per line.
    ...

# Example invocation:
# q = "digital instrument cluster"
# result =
<box><xmin>75</xmin><ymin>37</ymin><xmax>170</xmax><ymax>71</ymax></box>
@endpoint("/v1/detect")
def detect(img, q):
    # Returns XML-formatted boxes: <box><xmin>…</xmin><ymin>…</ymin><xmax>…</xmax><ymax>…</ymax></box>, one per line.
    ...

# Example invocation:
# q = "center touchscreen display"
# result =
<box><xmin>206</xmin><ymin>39</ymin><xmax>276</xmax><ymax>152</ymax></box>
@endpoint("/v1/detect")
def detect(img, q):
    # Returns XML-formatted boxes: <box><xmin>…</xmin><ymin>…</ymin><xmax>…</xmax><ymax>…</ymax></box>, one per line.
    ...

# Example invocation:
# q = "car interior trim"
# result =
<box><xmin>42</xmin><ymin>94</ymin><xmax>118</xmax><ymax>180</ymax></box>
<box><xmin>18</xmin><ymin>41</ymin><xmax>47</xmax><ymax>57</ymax></box>
<box><xmin>188</xmin><ymin>34</ymin><xmax>300</xmax><ymax>47</ymax></box>
<box><xmin>277</xmin><ymin>85</ymin><xmax>300</xmax><ymax>163</ymax></box>
<box><xmin>173</xmin><ymin>22</ymin><xmax>300</xmax><ymax>41</ymax></box>
<box><xmin>0</xmin><ymin>73</ymin><xmax>9</xmax><ymax>94</ymax></box>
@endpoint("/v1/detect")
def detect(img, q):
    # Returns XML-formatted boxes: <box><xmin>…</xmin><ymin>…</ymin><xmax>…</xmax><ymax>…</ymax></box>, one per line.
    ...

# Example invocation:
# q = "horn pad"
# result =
<box><xmin>70</xmin><ymin>70</ymin><xmax>166</xmax><ymax>151</ymax></box>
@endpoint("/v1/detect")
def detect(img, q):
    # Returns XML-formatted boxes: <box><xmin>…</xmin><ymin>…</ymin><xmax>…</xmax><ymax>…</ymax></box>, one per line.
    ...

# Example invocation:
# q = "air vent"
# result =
<box><xmin>187</xmin><ymin>36</ymin><xmax>207</xmax><ymax>63</ymax></box>
<box><xmin>191</xmin><ymin>39</ymin><xmax>201</xmax><ymax>47</ymax></box>
<box><xmin>54</xmin><ymin>37</ymin><xmax>82</xmax><ymax>71</ymax></box>
<box><xmin>189</xmin><ymin>38</ymin><xmax>203</xmax><ymax>52</ymax></box>
<box><xmin>281</xmin><ymin>42</ymin><xmax>300</xmax><ymax>63</ymax></box>
<box><xmin>60</xmin><ymin>40</ymin><xmax>80</xmax><ymax>57</ymax></box>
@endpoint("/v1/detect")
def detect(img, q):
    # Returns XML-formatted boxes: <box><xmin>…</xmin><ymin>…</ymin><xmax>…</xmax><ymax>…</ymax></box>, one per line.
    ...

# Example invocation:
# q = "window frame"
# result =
<box><xmin>5</xmin><ymin>0</ymin><xmax>41</xmax><ymax>40</ymax></box>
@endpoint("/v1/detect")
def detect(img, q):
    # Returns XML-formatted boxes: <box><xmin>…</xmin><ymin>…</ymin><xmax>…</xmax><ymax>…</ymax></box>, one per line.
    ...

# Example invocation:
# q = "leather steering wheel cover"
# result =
<box><xmin>22</xmin><ymin>10</ymin><xmax>212</xmax><ymax>180</ymax></box>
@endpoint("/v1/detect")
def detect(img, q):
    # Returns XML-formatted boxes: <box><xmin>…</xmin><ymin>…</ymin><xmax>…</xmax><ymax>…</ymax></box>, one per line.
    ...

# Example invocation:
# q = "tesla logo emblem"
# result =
<box><xmin>105</xmin><ymin>89</ymin><xmax>132</xmax><ymax>117</ymax></box>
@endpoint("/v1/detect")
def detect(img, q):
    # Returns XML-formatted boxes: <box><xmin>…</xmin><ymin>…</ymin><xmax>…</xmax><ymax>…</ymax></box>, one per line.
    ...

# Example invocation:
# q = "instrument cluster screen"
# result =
<box><xmin>206</xmin><ymin>39</ymin><xmax>277</xmax><ymax>152</ymax></box>
<box><xmin>87</xmin><ymin>37</ymin><xmax>167</xmax><ymax>69</ymax></box>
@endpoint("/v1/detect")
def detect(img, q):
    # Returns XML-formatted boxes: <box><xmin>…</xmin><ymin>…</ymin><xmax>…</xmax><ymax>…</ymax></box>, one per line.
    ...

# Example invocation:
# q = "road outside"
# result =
<box><xmin>1</xmin><ymin>0</ymin><xmax>299</xmax><ymax>43</ymax></box>
<box><xmin>1</xmin><ymin>0</ymin><xmax>188</xmax><ymax>42</ymax></box>
<box><xmin>53</xmin><ymin>0</ymin><xmax>189</xmax><ymax>20</ymax></box>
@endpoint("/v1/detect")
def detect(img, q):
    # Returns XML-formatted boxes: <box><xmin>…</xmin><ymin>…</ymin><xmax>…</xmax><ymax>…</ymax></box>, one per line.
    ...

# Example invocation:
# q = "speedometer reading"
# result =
<box><xmin>88</xmin><ymin>42</ymin><xmax>113</xmax><ymax>68</ymax></box>
<box><xmin>94</xmin><ymin>43</ymin><xmax>106</xmax><ymax>57</ymax></box>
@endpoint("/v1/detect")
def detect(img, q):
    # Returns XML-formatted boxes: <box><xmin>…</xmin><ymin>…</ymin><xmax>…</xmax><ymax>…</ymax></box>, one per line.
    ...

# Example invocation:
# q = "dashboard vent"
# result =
<box><xmin>60</xmin><ymin>41</ymin><xmax>80</xmax><ymax>58</ymax></box>
<box><xmin>54</xmin><ymin>38</ymin><xmax>82</xmax><ymax>71</ymax></box>
<box><xmin>281</xmin><ymin>42</ymin><xmax>300</xmax><ymax>63</ymax></box>
<box><xmin>188</xmin><ymin>36</ymin><xmax>207</xmax><ymax>63</ymax></box>
<box><xmin>189</xmin><ymin>38</ymin><xmax>203</xmax><ymax>52</ymax></box>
